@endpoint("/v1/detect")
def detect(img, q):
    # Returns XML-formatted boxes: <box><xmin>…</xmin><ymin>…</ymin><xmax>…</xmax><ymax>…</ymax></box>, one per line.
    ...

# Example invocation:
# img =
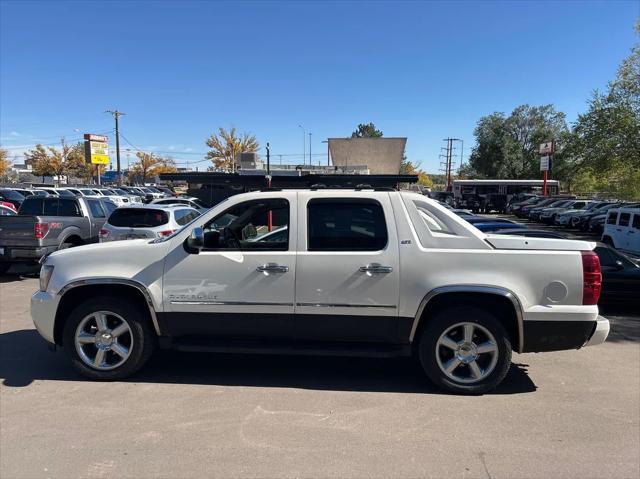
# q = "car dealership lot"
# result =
<box><xmin>0</xmin><ymin>275</ymin><xmax>638</xmax><ymax>479</ymax></box>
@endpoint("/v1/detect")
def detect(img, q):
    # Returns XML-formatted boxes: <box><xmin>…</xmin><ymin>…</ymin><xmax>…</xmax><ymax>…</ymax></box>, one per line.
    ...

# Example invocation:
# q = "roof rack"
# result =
<box><xmin>259</xmin><ymin>185</ymin><xmax>398</xmax><ymax>192</ymax></box>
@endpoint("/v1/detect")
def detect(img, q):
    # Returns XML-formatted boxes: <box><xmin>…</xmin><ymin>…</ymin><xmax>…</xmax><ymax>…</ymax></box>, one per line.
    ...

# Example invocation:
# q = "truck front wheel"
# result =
<box><xmin>62</xmin><ymin>296</ymin><xmax>156</xmax><ymax>380</ymax></box>
<box><xmin>418</xmin><ymin>306</ymin><xmax>512</xmax><ymax>395</ymax></box>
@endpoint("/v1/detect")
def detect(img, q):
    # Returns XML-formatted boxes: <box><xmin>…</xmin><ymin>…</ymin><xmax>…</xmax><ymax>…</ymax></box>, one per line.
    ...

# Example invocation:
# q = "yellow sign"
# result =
<box><xmin>90</xmin><ymin>140</ymin><xmax>110</xmax><ymax>165</ymax></box>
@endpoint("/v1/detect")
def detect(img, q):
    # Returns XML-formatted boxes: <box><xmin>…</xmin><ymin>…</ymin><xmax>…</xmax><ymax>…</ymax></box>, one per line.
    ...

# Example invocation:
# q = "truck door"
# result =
<box><xmin>294</xmin><ymin>192</ymin><xmax>400</xmax><ymax>343</ymax></box>
<box><xmin>161</xmin><ymin>193</ymin><xmax>297</xmax><ymax>339</ymax></box>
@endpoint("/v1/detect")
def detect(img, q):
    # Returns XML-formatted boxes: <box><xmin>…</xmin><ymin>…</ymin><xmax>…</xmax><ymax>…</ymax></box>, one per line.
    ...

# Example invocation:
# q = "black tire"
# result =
<box><xmin>417</xmin><ymin>306</ymin><xmax>512</xmax><ymax>395</ymax></box>
<box><xmin>62</xmin><ymin>296</ymin><xmax>156</xmax><ymax>380</ymax></box>
<box><xmin>58</xmin><ymin>242</ymin><xmax>72</xmax><ymax>250</ymax></box>
<box><xmin>0</xmin><ymin>263</ymin><xmax>11</xmax><ymax>275</ymax></box>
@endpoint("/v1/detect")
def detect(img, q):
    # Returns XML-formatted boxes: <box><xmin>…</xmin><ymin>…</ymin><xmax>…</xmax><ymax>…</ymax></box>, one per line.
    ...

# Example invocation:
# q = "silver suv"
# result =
<box><xmin>99</xmin><ymin>204</ymin><xmax>200</xmax><ymax>242</ymax></box>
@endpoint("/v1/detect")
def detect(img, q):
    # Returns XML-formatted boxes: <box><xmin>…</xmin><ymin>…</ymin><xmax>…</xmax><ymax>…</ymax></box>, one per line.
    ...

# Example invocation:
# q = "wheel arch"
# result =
<box><xmin>54</xmin><ymin>279</ymin><xmax>161</xmax><ymax>345</ymax></box>
<box><xmin>409</xmin><ymin>285</ymin><xmax>524</xmax><ymax>353</ymax></box>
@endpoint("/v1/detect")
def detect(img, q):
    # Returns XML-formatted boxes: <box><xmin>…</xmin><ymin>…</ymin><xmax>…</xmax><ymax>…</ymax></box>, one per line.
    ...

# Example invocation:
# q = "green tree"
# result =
<box><xmin>350</xmin><ymin>122</ymin><xmax>383</xmax><ymax>138</ymax></box>
<box><xmin>205</xmin><ymin>127</ymin><xmax>259</xmax><ymax>170</ymax></box>
<box><xmin>467</xmin><ymin>105</ymin><xmax>568</xmax><ymax>179</ymax></box>
<box><xmin>570</xmin><ymin>21</ymin><xmax>640</xmax><ymax>197</ymax></box>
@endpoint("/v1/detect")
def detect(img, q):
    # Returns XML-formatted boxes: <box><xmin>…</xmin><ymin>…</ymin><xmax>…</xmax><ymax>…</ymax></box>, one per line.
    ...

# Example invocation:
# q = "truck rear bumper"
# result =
<box><xmin>1</xmin><ymin>245</ymin><xmax>57</xmax><ymax>263</ymax></box>
<box><xmin>522</xmin><ymin>315</ymin><xmax>609</xmax><ymax>352</ymax></box>
<box><xmin>583</xmin><ymin>316</ymin><xmax>610</xmax><ymax>347</ymax></box>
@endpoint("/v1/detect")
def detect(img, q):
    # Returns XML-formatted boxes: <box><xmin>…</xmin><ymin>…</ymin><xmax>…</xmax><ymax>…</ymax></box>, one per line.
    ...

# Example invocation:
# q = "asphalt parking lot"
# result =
<box><xmin>0</xmin><ymin>273</ymin><xmax>638</xmax><ymax>479</ymax></box>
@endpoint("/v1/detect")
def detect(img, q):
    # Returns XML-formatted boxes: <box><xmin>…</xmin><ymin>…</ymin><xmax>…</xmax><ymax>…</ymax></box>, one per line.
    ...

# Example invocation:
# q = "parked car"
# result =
<box><xmin>588</xmin><ymin>203</ymin><xmax>640</xmax><ymax>233</ymax></box>
<box><xmin>0</xmin><ymin>196</ymin><xmax>110</xmax><ymax>274</ymax></box>
<box><xmin>150</xmin><ymin>197</ymin><xmax>210</xmax><ymax>212</ymax></box>
<box><xmin>32</xmin><ymin>190</ymin><xmax>608</xmax><ymax>395</ymax></box>
<box><xmin>0</xmin><ymin>188</ymin><xmax>26</xmax><ymax>210</ymax></box>
<box><xmin>539</xmin><ymin>200</ymin><xmax>590</xmax><ymax>224</ymax></box>
<box><xmin>0</xmin><ymin>200</ymin><xmax>17</xmax><ymax>213</ymax></box>
<box><xmin>557</xmin><ymin>201</ymin><xmax>612</xmax><ymax>227</ymax></box>
<box><xmin>602</xmin><ymin>208</ymin><xmax>640</xmax><ymax>255</ymax></box>
<box><xmin>464</xmin><ymin>217</ymin><xmax>518</xmax><ymax>226</ymax></box>
<box><xmin>99</xmin><ymin>205</ymin><xmax>200</xmax><ymax>242</ymax></box>
<box><xmin>530</xmin><ymin>199</ymin><xmax>574</xmax><ymax>221</ymax></box>
<box><xmin>0</xmin><ymin>205</ymin><xmax>17</xmax><ymax>216</ymax></box>
<box><xmin>580</xmin><ymin>203</ymin><xmax>626</xmax><ymax>231</ymax></box>
<box><xmin>593</xmin><ymin>243</ymin><xmax>639</xmax><ymax>307</ymax></box>
<box><xmin>509</xmin><ymin>196</ymin><xmax>541</xmax><ymax>215</ymax></box>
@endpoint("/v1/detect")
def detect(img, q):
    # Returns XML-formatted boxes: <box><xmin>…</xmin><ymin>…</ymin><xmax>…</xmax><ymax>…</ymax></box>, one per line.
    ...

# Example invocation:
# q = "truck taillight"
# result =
<box><xmin>99</xmin><ymin>228</ymin><xmax>109</xmax><ymax>238</ymax></box>
<box><xmin>34</xmin><ymin>222</ymin><xmax>49</xmax><ymax>239</ymax></box>
<box><xmin>581</xmin><ymin>251</ymin><xmax>602</xmax><ymax>305</ymax></box>
<box><xmin>158</xmin><ymin>230</ymin><xmax>175</xmax><ymax>237</ymax></box>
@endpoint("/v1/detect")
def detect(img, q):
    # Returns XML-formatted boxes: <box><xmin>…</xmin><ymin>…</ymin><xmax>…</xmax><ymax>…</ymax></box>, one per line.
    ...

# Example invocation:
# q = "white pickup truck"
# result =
<box><xmin>31</xmin><ymin>189</ymin><xmax>609</xmax><ymax>394</ymax></box>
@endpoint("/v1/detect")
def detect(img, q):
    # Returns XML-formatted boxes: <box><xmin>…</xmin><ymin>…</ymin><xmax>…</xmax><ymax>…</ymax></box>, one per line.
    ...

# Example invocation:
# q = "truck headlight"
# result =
<box><xmin>39</xmin><ymin>264</ymin><xmax>55</xmax><ymax>292</ymax></box>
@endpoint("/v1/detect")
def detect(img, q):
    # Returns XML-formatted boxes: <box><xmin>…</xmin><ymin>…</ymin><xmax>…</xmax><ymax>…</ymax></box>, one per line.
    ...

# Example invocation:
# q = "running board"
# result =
<box><xmin>167</xmin><ymin>338</ymin><xmax>412</xmax><ymax>358</ymax></box>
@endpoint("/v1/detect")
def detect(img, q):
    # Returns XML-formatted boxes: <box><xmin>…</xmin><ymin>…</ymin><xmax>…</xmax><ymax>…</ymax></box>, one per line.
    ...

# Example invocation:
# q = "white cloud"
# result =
<box><xmin>10</xmin><ymin>131</ymin><xmax>20</xmax><ymax>137</ymax></box>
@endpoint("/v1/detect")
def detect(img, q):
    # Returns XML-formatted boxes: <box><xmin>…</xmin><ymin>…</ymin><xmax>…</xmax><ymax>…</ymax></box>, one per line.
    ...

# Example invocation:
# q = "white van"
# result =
<box><xmin>602</xmin><ymin>208</ymin><xmax>640</xmax><ymax>255</ymax></box>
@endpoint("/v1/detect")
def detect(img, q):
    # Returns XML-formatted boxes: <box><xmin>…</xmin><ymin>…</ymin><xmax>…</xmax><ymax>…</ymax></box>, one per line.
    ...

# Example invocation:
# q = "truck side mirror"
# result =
<box><xmin>186</xmin><ymin>227</ymin><xmax>204</xmax><ymax>253</ymax></box>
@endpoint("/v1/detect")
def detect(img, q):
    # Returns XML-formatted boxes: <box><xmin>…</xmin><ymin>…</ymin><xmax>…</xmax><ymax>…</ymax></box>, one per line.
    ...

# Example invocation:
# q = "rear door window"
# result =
<box><xmin>58</xmin><ymin>199</ymin><xmax>81</xmax><ymax>216</ymax></box>
<box><xmin>107</xmin><ymin>208</ymin><xmax>169</xmax><ymax>227</ymax></box>
<box><xmin>633</xmin><ymin>214</ymin><xmax>640</xmax><ymax>229</ymax></box>
<box><xmin>307</xmin><ymin>199</ymin><xmax>387</xmax><ymax>251</ymax></box>
<box><xmin>619</xmin><ymin>213</ymin><xmax>630</xmax><ymax>227</ymax></box>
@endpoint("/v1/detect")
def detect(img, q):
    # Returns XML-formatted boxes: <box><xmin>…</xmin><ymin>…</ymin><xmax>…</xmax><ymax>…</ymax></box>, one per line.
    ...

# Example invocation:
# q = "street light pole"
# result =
<box><xmin>298</xmin><ymin>125</ymin><xmax>305</xmax><ymax>164</ymax></box>
<box><xmin>309</xmin><ymin>132</ymin><xmax>312</xmax><ymax>166</ymax></box>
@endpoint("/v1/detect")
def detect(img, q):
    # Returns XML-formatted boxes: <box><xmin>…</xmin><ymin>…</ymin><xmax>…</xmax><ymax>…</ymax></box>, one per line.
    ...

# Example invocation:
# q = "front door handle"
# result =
<box><xmin>359</xmin><ymin>263</ymin><xmax>393</xmax><ymax>274</ymax></box>
<box><xmin>257</xmin><ymin>263</ymin><xmax>289</xmax><ymax>273</ymax></box>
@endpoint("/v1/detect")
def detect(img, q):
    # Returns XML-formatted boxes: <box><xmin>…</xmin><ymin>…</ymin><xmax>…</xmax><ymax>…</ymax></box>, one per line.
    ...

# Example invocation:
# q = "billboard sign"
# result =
<box><xmin>539</xmin><ymin>141</ymin><xmax>555</xmax><ymax>155</ymax></box>
<box><xmin>540</xmin><ymin>155</ymin><xmax>552</xmax><ymax>171</ymax></box>
<box><xmin>84</xmin><ymin>134</ymin><xmax>110</xmax><ymax>165</ymax></box>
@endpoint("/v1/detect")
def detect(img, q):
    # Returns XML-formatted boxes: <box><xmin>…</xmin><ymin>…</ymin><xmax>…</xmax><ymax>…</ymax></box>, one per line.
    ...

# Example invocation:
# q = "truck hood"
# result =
<box><xmin>485</xmin><ymin>234</ymin><xmax>595</xmax><ymax>251</ymax></box>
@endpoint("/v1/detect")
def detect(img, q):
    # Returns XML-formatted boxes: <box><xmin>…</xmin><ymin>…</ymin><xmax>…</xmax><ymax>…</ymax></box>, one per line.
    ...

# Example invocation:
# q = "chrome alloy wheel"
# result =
<box><xmin>435</xmin><ymin>322</ymin><xmax>499</xmax><ymax>384</ymax></box>
<box><xmin>74</xmin><ymin>311</ymin><xmax>133</xmax><ymax>371</ymax></box>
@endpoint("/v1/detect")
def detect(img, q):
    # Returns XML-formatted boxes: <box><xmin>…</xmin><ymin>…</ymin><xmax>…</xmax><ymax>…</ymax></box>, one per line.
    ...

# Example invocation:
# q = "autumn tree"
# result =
<box><xmin>351</xmin><ymin>122</ymin><xmax>383</xmax><ymax>138</ymax></box>
<box><xmin>129</xmin><ymin>152</ymin><xmax>176</xmax><ymax>183</ymax></box>
<box><xmin>0</xmin><ymin>148</ymin><xmax>11</xmax><ymax>180</ymax></box>
<box><xmin>205</xmin><ymin>127</ymin><xmax>259</xmax><ymax>170</ymax></box>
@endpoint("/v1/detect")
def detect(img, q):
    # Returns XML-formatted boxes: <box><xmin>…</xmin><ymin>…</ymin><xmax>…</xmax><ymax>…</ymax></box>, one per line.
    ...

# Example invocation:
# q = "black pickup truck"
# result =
<box><xmin>0</xmin><ymin>196</ymin><xmax>113</xmax><ymax>274</ymax></box>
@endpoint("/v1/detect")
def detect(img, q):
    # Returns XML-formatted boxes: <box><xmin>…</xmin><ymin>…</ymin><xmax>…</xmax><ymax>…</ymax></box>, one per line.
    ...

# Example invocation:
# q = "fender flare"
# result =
<box><xmin>57</xmin><ymin>278</ymin><xmax>161</xmax><ymax>335</ymax></box>
<box><xmin>409</xmin><ymin>284</ymin><xmax>525</xmax><ymax>353</ymax></box>
<box><xmin>58</xmin><ymin>226</ymin><xmax>83</xmax><ymax>246</ymax></box>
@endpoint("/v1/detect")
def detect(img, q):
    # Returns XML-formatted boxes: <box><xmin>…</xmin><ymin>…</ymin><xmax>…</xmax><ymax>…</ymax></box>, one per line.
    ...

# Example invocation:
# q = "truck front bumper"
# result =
<box><xmin>31</xmin><ymin>290</ymin><xmax>60</xmax><ymax>344</ymax></box>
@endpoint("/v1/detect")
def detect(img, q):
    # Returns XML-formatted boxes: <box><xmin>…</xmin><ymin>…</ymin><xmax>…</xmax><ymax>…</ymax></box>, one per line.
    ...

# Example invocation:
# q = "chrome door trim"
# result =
<box><xmin>170</xmin><ymin>300</ymin><xmax>294</xmax><ymax>307</ymax></box>
<box><xmin>57</xmin><ymin>278</ymin><xmax>162</xmax><ymax>335</ymax></box>
<box><xmin>409</xmin><ymin>285</ymin><xmax>525</xmax><ymax>353</ymax></box>
<box><xmin>296</xmin><ymin>302</ymin><xmax>397</xmax><ymax>309</ymax></box>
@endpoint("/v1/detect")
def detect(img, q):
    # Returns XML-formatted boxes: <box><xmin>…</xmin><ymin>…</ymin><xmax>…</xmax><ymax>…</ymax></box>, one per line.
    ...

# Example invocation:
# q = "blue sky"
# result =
<box><xmin>1</xmin><ymin>0</ymin><xmax>638</xmax><ymax>173</ymax></box>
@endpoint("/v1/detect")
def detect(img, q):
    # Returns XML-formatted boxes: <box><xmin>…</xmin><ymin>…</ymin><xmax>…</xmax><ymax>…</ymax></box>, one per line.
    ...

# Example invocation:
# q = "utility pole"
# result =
<box><xmin>105</xmin><ymin>110</ymin><xmax>125</xmax><ymax>185</ymax></box>
<box><xmin>309</xmin><ymin>132</ymin><xmax>312</xmax><ymax>167</ymax></box>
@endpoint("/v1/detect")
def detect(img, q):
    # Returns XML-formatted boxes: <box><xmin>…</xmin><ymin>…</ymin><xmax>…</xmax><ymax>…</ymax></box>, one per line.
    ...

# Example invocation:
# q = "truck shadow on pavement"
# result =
<box><xmin>0</xmin><ymin>328</ymin><xmax>537</xmax><ymax>394</ymax></box>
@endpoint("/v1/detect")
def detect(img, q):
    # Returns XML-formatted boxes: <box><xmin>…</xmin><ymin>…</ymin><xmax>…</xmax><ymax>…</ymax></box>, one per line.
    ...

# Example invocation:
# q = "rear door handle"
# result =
<box><xmin>359</xmin><ymin>263</ymin><xmax>393</xmax><ymax>274</ymax></box>
<box><xmin>256</xmin><ymin>263</ymin><xmax>289</xmax><ymax>273</ymax></box>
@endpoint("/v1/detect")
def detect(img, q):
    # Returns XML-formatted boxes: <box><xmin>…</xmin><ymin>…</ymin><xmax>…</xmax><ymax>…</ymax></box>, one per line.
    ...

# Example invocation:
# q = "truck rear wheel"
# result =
<box><xmin>418</xmin><ymin>306</ymin><xmax>512</xmax><ymax>395</ymax></box>
<box><xmin>62</xmin><ymin>296</ymin><xmax>156</xmax><ymax>380</ymax></box>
